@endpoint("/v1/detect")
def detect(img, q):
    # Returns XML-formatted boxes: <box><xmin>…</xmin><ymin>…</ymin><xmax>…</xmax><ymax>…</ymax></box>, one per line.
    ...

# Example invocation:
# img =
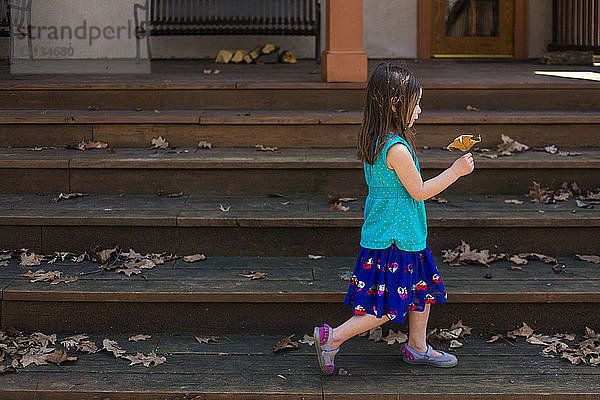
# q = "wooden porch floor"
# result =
<box><xmin>0</xmin><ymin>59</ymin><xmax>599</xmax><ymax>88</ymax></box>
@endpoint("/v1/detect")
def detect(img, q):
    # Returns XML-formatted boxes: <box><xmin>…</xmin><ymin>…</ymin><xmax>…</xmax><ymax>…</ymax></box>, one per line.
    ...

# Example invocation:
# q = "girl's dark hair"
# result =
<box><xmin>357</xmin><ymin>62</ymin><xmax>422</xmax><ymax>165</ymax></box>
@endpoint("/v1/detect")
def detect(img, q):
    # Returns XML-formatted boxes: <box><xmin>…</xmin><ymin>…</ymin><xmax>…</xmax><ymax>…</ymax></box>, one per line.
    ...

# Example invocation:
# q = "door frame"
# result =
<box><xmin>417</xmin><ymin>0</ymin><xmax>529</xmax><ymax>60</ymax></box>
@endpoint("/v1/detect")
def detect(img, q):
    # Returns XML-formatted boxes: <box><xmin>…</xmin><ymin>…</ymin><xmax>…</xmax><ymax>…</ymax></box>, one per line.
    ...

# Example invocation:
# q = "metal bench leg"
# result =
<box><xmin>146</xmin><ymin>32</ymin><xmax>151</xmax><ymax>60</ymax></box>
<box><xmin>9</xmin><ymin>27</ymin><xmax>13</xmax><ymax>64</ymax></box>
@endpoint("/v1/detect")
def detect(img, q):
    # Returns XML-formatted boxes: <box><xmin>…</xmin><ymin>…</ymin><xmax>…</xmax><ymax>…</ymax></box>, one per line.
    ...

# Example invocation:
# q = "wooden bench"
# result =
<box><xmin>133</xmin><ymin>0</ymin><xmax>321</xmax><ymax>64</ymax></box>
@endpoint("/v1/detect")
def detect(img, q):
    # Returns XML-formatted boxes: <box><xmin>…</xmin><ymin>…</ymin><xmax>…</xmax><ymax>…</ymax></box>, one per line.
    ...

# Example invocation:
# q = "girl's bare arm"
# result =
<box><xmin>386</xmin><ymin>144</ymin><xmax>474</xmax><ymax>201</ymax></box>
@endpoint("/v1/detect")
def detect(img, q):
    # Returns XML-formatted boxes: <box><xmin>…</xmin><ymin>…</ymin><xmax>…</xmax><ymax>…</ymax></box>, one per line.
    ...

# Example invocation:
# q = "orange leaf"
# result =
<box><xmin>447</xmin><ymin>134</ymin><xmax>482</xmax><ymax>152</ymax></box>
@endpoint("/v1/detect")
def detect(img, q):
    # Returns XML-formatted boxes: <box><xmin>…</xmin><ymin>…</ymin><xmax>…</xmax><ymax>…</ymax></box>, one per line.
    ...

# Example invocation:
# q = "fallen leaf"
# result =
<box><xmin>255</xmin><ymin>144</ymin><xmax>278</xmax><ymax>151</ymax></box>
<box><xmin>442</xmin><ymin>240</ymin><xmax>505</xmax><ymax>267</ymax></box>
<box><xmin>184</xmin><ymin>254</ymin><xmax>207</xmax><ymax>262</ymax></box>
<box><xmin>504</xmin><ymin>199</ymin><xmax>524</xmax><ymax>204</ymax></box>
<box><xmin>195</xmin><ymin>335</ymin><xmax>219</xmax><ymax>344</ymax></box>
<box><xmin>576</xmin><ymin>254</ymin><xmax>600</xmax><ymax>264</ymax></box>
<box><xmin>122</xmin><ymin>352</ymin><xmax>166</xmax><ymax>367</ymax></box>
<box><xmin>129</xmin><ymin>334</ymin><xmax>151</xmax><ymax>342</ymax></box>
<box><xmin>151</xmin><ymin>136</ymin><xmax>169</xmax><ymax>149</ymax></box>
<box><xmin>465</xmin><ymin>104</ymin><xmax>479</xmax><ymax>111</ymax></box>
<box><xmin>103</xmin><ymin>339</ymin><xmax>126</xmax><ymax>358</ymax></box>
<box><xmin>517</xmin><ymin>252</ymin><xmax>557</xmax><ymax>264</ymax></box>
<box><xmin>330</xmin><ymin>202</ymin><xmax>349</xmax><ymax>211</ymax></box>
<box><xmin>298</xmin><ymin>333</ymin><xmax>315</xmax><ymax>346</ymax></box>
<box><xmin>45</xmin><ymin>349</ymin><xmax>77</xmax><ymax>365</ymax></box>
<box><xmin>509</xmin><ymin>255</ymin><xmax>528</xmax><ymax>265</ymax></box>
<box><xmin>273</xmin><ymin>334</ymin><xmax>298</xmax><ymax>352</ymax></box>
<box><xmin>198</xmin><ymin>140</ymin><xmax>212</xmax><ymax>149</ymax></box>
<box><xmin>449</xmin><ymin>320</ymin><xmax>472</xmax><ymax>337</ymax></box>
<box><xmin>428</xmin><ymin>196</ymin><xmax>448</xmax><ymax>203</ymax></box>
<box><xmin>526</xmin><ymin>181</ymin><xmax>552</xmax><ymax>204</ymax></box>
<box><xmin>219</xmin><ymin>203</ymin><xmax>231</xmax><ymax>212</ymax></box>
<box><xmin>381</xmin><ymin>329</ymin><xmax>407</xmax><ymax>345</ymax></box>
<box><xmin>507</xmin><ymin>322</ymin><xmax>534</xmax><ymax>339</ymax></box>
<box><xmin>239</xmin><ymin>270</ymin><xmax>266</xmax><ymax>279</ymax></box>
<box><xmin>308</xmin><ymin>254</ymin><xmax>324</xmax><ymax>259</ymax></box>
<box><xmin>446</xmin><ymin>134</ymin><xmax>481</xmax><ymax>151</ymax></box>
<box><xmin>449</xmin><ymin>339</ymin><xmax>463</xmax><ymax>348</ymax></box>
<box><xmin>497</xmin><ymin>134</ymin><xmax>529</xmax><ymax>156</ymax></box>
<box><xmin>20</xmin><ymin>251</ymin><xmax>44</xmax><ymax>267</ymax></box>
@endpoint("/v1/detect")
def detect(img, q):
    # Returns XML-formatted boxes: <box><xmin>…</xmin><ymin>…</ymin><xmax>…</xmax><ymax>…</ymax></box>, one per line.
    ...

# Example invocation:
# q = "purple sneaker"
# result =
<box><xmin>401</xmin><ymin>343</ymin><xmax>458</xmax><ymax>368</ymax></box>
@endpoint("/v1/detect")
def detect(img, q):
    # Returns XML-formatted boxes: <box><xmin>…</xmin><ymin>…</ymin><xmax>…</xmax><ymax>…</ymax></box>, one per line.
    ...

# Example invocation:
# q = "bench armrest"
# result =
<box><xmin>133</xmin><ymin>0</ymin><xmax>149</xmax><ymax>35</ymax></box>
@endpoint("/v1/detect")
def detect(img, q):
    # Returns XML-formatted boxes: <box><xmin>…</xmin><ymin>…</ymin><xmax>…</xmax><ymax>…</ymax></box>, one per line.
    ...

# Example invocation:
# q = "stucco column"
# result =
<box><xmin>321</xmin><ymin>0</ymin><xmax>367</xmax><ymax>82</ymax></box>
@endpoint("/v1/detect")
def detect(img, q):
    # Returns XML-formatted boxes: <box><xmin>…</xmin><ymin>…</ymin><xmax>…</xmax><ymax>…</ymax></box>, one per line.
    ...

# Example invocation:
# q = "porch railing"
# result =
<box><xmin>550</xmin><ymin>0</ymin><xmax>600</xmax><ymax>52</ymax></box>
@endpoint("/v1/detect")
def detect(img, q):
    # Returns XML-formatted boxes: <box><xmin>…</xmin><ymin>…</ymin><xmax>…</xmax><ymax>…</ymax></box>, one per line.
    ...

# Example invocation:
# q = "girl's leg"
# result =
<box><xmin>330</xmin><ymin>313</ymin><xmax>389</xmax><ymax>350</ymax></box>
<box><xmin>407</xmin><ymin>302</ymin><xmax>442</xmax><ymax>356</ymax></box>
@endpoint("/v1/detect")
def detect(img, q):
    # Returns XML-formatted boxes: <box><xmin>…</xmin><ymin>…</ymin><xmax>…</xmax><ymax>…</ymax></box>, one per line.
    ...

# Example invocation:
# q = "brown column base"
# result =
<box><xmin>321</xmin><ymin>50</ymin><xmax>368</xmax><ymax>83</ymax></box>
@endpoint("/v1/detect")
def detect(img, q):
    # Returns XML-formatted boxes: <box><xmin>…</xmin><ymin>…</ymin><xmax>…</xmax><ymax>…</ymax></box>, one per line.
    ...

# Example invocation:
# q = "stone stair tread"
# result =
<box><xmin>0</xmin><ymin>193</ymin><xmax>597</xmax><ymax>227</ymax></box>
<box><xmin>1</xmin><ymin>255</ymin><xmax>598</xmax><ymax>303</ymax></box>
<box><xmin>2</xmin><ymin>147</ymin><xmax>599</xmax><ymax>169</ymax></box>
<box><xmin>0</xmin><ymin>333</ymin><xmax>598</xmax><ymax>398</ymax></box>
<box><xmin>2</xmin><ymin>109</ymin><xmax>600</xmax><ymax>124</ymax></box>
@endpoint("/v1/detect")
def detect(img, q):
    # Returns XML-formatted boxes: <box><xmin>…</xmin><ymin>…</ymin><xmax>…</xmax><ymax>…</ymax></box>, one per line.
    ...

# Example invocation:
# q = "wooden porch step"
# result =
<box><xmin>1</xmin><ymin>80</ymin><xmax>599</xmax><ymax>111</ymax></box>
<box><xmin>1</xmin><ymin>255</ymin><xmax>600</xmax><ymax>334</ymax></box>
<box><xmin>0</xmin><ymin>147</ymin><xmax>598</xmax><ymax>196</ymax></box>
<box><xmin>1</xmin><ymin>333</ymin><xmax>599</xmax><ymax>400</ymax></box>
<box><xmin>2</xmin><ymin>109</ymin><xmax>600</xmax><ymax>147</ymax></box>
<box><xmin>0</xmin><ymin>193</ymin><xmax>597</xmax><ymax>255</ymax></box>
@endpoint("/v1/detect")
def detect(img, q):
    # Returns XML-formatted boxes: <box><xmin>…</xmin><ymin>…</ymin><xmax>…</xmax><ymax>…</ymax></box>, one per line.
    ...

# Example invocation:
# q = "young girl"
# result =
<box><xmin>313</xmin><ymin>62</ymin><xmax>474</xmax><ymax>374</ymax></box>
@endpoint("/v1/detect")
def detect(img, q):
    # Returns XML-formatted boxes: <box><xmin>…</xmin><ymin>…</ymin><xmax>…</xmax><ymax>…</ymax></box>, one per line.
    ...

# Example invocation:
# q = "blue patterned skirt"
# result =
<box><xmin>343</xmin><ymin>242</ymin><xmax>447</xmax><ymax>323</ymax></box>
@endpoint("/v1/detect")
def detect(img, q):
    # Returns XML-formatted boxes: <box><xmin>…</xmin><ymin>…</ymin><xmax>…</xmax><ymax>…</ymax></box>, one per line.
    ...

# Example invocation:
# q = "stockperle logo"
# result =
<box><xmin>12</xmin><ymin>19</ymin><xmax>134</xmax><ymax>46</ymax></box>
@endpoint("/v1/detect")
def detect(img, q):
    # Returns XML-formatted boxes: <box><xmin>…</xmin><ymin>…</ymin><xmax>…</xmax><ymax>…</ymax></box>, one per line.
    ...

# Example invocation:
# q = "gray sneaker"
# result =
<box><xmin>401</xmin><ymin>343</ymin><xmax>458</xmax><ymax>368</ymax></box>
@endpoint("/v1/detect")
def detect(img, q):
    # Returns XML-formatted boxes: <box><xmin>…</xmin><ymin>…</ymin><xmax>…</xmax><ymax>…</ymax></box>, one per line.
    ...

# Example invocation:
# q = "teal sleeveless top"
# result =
<box><xmin>360</xmin><ymin>132</ymin><xmax>427</xmax><ymax>251</ymax></box>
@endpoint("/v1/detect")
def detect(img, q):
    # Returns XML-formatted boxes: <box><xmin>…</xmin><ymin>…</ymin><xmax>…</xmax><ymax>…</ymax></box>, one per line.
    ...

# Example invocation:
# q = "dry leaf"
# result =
<box><xmin>239</xmin><ymin>270</ymin><xmax>266</xmax><ymax>279</ymax></box>
<box><xmin>330</xmin><ymin>202</ymin><xmax>349</xmax><ymax>211</ymax></box>
<box><xmin>497</xmin><ymin>134</ymin><xmax>529</xmax><ymax>156</ymax></box>
<box><xmin>576</xmin><ymin>254</ymin><xmax>600</xmax><ymax>264</ymax></box>
<box><xmin>298</xmin><ymin>333</ymin><xmax>315</xmax><ymax>346</ymax></box>
<box><xmin>184</xmin><ymin>254</ymin><xmax>207</xmax><ymax>262</ymax></box>
<box><xmin>308</xmin><ymin>254</ymin><xmax>324</xmax><ymax>259</ymax></box>
<box><xmin>526</xmin><ymin>181</ymin><xmax>552</xmax><ymax>204</ymax></box>
<box><xmin>273</xmin><ymin>334</ymin><xmax>298</xmax><ymax>352</ymax></box>
<box><xmin>428</xmin><ymin>196</ymin><xmax>448</xmax><ymax>203</ymax></box>
<box><xmin>368</xmin><ymin>326</ymin><xmax>383</xmax><ymax>342</ymax></box>
<box><xmin>509</xmin><ymin>255</ymin><xmax>528</xmax><ymax>265</ymax></box>
<box><xmin>151</xmin><ymin>136</ymin><xmax>169</xmax><ymax>149</ymax></box>
<box><xmin>195</xmin><ymin>335</ymin><xmax>219</xmax><ymax>344</ymax></box>
<box><xmin>129</xmin><ymin>334</ymin><xmax>151</xmax><ymax>342</ymax></box>
<box><xmin>103</xmin><ymin>338</ymin><xmax>126</xmax><ymax>358</ymax></box>
<box><xmin>198</xmin><ymin>140</ymin><xmax>212</xmax><ymax>149</ymax></box>
<box><xmin>449</xmin><ymin>340</ymin><xmax>463</xmax><ymax>348</ymax></box>
<box><xmin>381</xmin><ymin>329</ymin><xmax>407</xmax><ymax>345</ymax></box>
<box><xmin>449</xmin><ymin>320</ymin><xmax>472</xmax><ymax>337</ymax></box>
<box><xmin>53</xmin><ymin>192</ymin><xmax>86</xmax><ymax>202</ymax></box>
<box><xmin>517</xmin><ymin>252</ymin><xmax>557</xmax><ymax>264</ymax></box>
<box><xmin>122</xmin><ymin>352</ymin><xmax>166</xmax><ymax>367</ymax></box>
<box><xmin>255</xmin><ymin>144</ymin><xmax>278</xmax><ymax>151</ymax></box>
<box><xmin>507</xmin><ymin>322</ymin><xmax>534</xmax><ymax>339</ymax></box>
<box><xmin>504</xmin><ymin>199</ymin><xmax>524</xmax><ymax>204</ymax></box>
<box><xmin>446</xmin><ymin>134</ymin><xmax>481</xmax><ymax>151</ymax></box>
<box><xmin>442</xmin><ymin>240</ymin><xmax>505</xmax><ymax>267</ymax></box>
<box><xmin>45</xmin><ymin>349</ymin><xmax>77</xmax><ymax>365</ymax></box>
<box><xmin>219</xmin><ymin>203</ymin><xmax>231</xmax><ymax>212</ymax></box>
<box><xmin>465</xmin><ymin>104</ymin><xmax>479</xmax><ymax>111</ymax></box>
<box><xmin>50</xmin><ymin>276</ymin><xmax>78</xmax><ymax>285</ymax></box>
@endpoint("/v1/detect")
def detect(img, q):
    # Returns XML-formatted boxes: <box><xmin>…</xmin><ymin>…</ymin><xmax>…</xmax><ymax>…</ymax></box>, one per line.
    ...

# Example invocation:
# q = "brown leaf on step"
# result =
<box><xmin>198</xmin><ymin>140</ymin><xmax>212</xmax><ymax>149</ymax></box>
<box><xmin>195</xmin><ymin>335</ymin><xmax>219</xmax><ymax>344</ymax></box>
<box><xmin>330</xmin><ymin>202</ymin><xmax>349</xmax><ymax>212</ymax></box>
<box><xmin>308</xmin><ymin>254</ymin><xmax>324</xmax><ymax>259</ymax></box>
<box><xmin>239</xmin><ymin>270</ymin><xmax>266</xmax><ymax>279</ymax></box>
<box><xmin>446</xmin><ymin>134</ymin><xmax>481</xmax><ymax>151</ymax></box>
<box><xmin>562</xmin><ymin>352</ymin><xmax>584</xmax><ymax>365</ymax></box>
<box><xmin>368</xmin><ymin>326</ymin><xmax>383</xmax><ymax>342</ymax></box>
<box><xmin>53</xmin><ymin>192</ymin><xmax>87</xmax><ymax>202</ymax></box>
<box><xmin>449</xmin><ymin>339</ymin><xmax>463</xmax><ymax>348</ymax></box>
<box><xmin>428</xmin><ymin>196</ymin><xmax>448</xmax><ymax>203</ymax></box>
<box><xmin>122</xmin><ymin>352</ymin><xmax>166</xmax><ymax>367</ymax></box>
<box><xmin>50</xmin><ymin>276</ymin><xmax>78</xmax><ymax>285</ymax></box>
<box><xmin>441</xmin><ymin>240</ymin><xmax>505</xmax><ymax>267</ymax></box>
<box><xmin>509</xmin><ymin>255</ymin><xmax>528</xmax><ymax>265</ymax></box>
<box><xmin>129</xmin><ymin>334</ymin><xmax>151</xmax><ymax>342</ymax></box>
<box><xmin>61</xmin><ymin>334</ymin><xmax>98</xmax><ymax>353</ymax></box>
<box><xmin>184</xmin><ymin>254</ymin><xmax>207</xmax><ymax>262</ymax></box>
<box><xmin>449</xmin><ymin>320</ymin><xmax>472</xmax><ymax>337</ymax></box>
<box><xmin>19</xmin><ymin>269</ymin><xmax>61</xmax><ymax>283</ymax></box>
<box><xmin>497</xmin><ymin>134</ymin><xmax>529</xmax><ymax>156</ymax></box>
<box><xmin>328</xmin><ymin>195</ymin><xmax>358</xmax><ymax>204</ymax></box>
<box><xmin>465</xmin><ymin>104</ymin><xmax>479</xmax><ymax>111</ymax></box>
<box><xmin>255</xmin><ymin>144</ymin><xmax>278</xmax><ymax>151</ymax></box>
<box><xmin>45</xmin><ymin>349</ymin><xmax>77</xmax><ymax>365</ymax></box>
<box><xmin>517</xmin><ymin>252</ymin><xmax>557</xmax><ymax>264</ymax></box>
<box><xmin>151</xmin><ymin>136</ymin><xmax>169</xmax><ymax>149</ymax></box>
<box><xmin>20</xmin><ymin>346</ymin><xmax>55</xmax><ymax>367</ymax></box>
<box><xmin>90</xmin><ymin>246</ymin><xmax>118</xmax><ymax>264</ymax></box>
<box><xmin>20</xmin><ymin>251</ymin><xmax>44</xmax><ymax>267</ymax></box>
<box><xmin>482</xmin><ymin>153</ymin><xmax>498</xmax><ymax>159</ymax></box>
<box><xmin>219</xmin><ymin>203</ymin><xmax>231</xmax><ymax>212</ymax></box>
<box><xmin>526</xmin><ymin>181</ymin><xmax>552</xmax><ymax>203</ymax></box>
<box><xmin>102</xmin><ymin>339</ymin><xmax>126</xmax><ymax>358</ymax></box>
<box><xmin>338</xmin><ymin>368</ymin><xmax>350</xmax><ymax>375</ymax></box>
<box><xmin>115</xmin><ymin>267</ymin><xmax>142</xmax><ymax>277</ymax></box>
<box><xmin>506</xmin><ymin>322</ymin><xmax>534</xmax><ymax>339</ymax></box>
<box><xmin>510</xmin><ymin>265</ymin><xmax>523</xmax><ymax>271</ymax></box>
<box><xmin>382</xmin><ymin>329</ymin><xmax>407</xmax><ymax>345</ymax></box>
<box><xmin>280</xmin><ymin>201</ymin><xmax>291</xmax><ymax>206</ymax></box>
<box><xmin>88</xmin><ymin>105</ymin><xmax>99</xmax><ymax>111</ymax></box>
<box><xmin>298</xmin><ymin>333</ymin><xmax>315</xmax><ymax>346</ymax></box>
<box><xmin>273</xmin><ymin>334</ymin><xmax>298</xmax><ymax>352</ymax></box>
<box><xmin>576</xmin><ymin>254</ymin><xmax>600</xmax><ymax>264</ymax></box>
<box><xmin>504</xmin><ymin>199</ymin><xmax>524</xmax><ymax>204</ymax></box>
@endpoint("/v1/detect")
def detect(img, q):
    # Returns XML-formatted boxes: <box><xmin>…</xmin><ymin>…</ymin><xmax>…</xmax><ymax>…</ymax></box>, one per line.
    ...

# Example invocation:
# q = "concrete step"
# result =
<box><xmin>0</xmin><ymin>193</ymin><xmax>597</xmax><ymax>255</ymax></box>
<box><xmin>1</xmin><ymin>255</ymin><xmax>598</xmax><ymax>334</ymax></box>
<box><xmin>1</xmin><ymin>332</ymin><xmax>598</xmax><ymax>399</ymax></box>
<box><xmin>2</xmin><ymin>109</ymin><xmax>600</xmax><ymax>147</ymax></box>
<box><xmin>1</xmin><ymin>147</ymin><xmax>598</xmax><ymax>196</ymax></box>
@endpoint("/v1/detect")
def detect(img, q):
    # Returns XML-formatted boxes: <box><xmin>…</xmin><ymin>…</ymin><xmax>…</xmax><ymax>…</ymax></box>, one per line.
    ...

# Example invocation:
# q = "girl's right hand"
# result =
<box><xmin>452</xmin><ymin>152</ymin><xmax>474</xmax><ymax>177</ymax></box>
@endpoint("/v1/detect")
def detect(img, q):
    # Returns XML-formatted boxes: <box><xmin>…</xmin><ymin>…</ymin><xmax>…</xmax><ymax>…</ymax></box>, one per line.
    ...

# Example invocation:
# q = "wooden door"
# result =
<box><xmin>431</xmin><ymin>0</ymin><xmax>514</xmax><ymax>57</ymax></box>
